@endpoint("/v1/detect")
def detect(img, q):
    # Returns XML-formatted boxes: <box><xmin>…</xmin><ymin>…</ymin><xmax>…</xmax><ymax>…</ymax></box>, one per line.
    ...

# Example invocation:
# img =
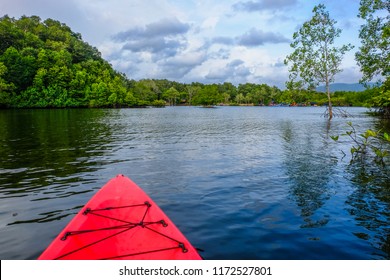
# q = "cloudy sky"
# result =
<box><xmin>1</xmin><ymin>0</ymin><xmax>364</xmax><ymax>88</ymax></box>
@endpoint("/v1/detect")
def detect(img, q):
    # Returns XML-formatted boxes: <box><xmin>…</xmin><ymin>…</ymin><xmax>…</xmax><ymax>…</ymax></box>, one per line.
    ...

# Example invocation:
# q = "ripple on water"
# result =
<box><xmin>0</xmin><ymin>107</ymin><xmax>389</xmax><ymax>259</ymax></box>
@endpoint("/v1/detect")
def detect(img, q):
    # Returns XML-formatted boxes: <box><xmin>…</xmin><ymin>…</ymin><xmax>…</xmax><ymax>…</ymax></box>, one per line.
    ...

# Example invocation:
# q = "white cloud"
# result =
<box><xmin>157</xmin><ymin>51</ymin><xmax>208</xmax><ymax>79</ymax></box>
<box><xmin>0</xmin><ymin>0</ymin><xmax>363</xmax><ymax>88</ymax></box>
<box><xmin>232</xmin><ymin>0</ymin><xmax>298</xmax><ymax>12</ymax></box>
<box><xmin>237</xmin><ymin>28</ymin><xmax>290</xmax><ymax>46</ymax></box>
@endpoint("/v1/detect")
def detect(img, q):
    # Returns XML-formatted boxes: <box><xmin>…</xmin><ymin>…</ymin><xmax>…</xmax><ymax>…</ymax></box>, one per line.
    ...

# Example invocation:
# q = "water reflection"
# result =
<box><xmin>3</xmin><ymin>109</ymin><xmax>113</xmax><ymax>162</ymax></box>
<box><xmin>280</xmin><ymin>120</ymin><xmax>337</xmax><ymax>228</ymax></box>
<box><xmin>1</xmin><ymin>107</ymin><xmax>389</xmax><ymax>260</ymax></box>
<box><xmin>0</xmin><ymin>109</ymin><xmax>116</xmax><ymax>221</ymax></box>
<box><xmin>346</xmin><ymin>163</ymin><xmax>390</xmax><ymax>259</ymax></box>
<box><xmin>332</xmin><ymin>117</ymin><xmax>390</xmax><ymax>258</ymax></box>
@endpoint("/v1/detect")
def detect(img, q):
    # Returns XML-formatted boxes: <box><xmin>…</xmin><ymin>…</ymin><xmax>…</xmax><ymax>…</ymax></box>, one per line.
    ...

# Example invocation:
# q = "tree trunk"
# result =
<box><xmin>326</xmin><ymin>80</ymin><xmax>333</xmax><ymax>120</ymax></box>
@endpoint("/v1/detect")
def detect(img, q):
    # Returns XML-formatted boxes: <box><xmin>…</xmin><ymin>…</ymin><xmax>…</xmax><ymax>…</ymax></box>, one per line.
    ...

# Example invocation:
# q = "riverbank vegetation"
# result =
<box><xmin>0</xmin><ymin>15</ymin><xmax>386</xmax><ymax>110</ymax></box>
<box><xmin>356</xmin><ymin>0</ymin><xmax>390</xmax><ymax>117</ymax></box>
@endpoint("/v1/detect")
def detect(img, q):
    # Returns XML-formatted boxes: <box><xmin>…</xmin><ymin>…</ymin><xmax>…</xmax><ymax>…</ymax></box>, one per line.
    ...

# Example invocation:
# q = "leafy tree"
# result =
<box><xmin>142</xmin><ymin>79</ymin><xmax>160</xmax><ymax>101</ymax></box>
<box><xmin>186</xmin><ymin>85</ymin><xmax>200</xmax><ymax>105</ymax></box>
<box><xmin>356</xmin><ymin>0</ymin><xmax>389</xmax><ymax>83</ymax></box>
<box><xmin>235</xmin><ymin>93</ymin><xmax>245</xmax><ymax>104</ymax></box>
<box><xmin>124</xmin><ymin>90</ymin><xmax>137</xmax><ymax>106</ymax></box>
<box><xmin>15</xmin><ymin>15</ymin><xmax>41</xmax><ymax>33</ymax></box>
<box><xmin>284</xmin><ymin>4</ymin><xmax>353</xmax><ymax>119</ymax></box>
<box><xmin>219</xmin><ymin>82</ymin><xmax>237</xmax><ymax>102</ymax></box>
<box><xmin>285</xmin><ymin>79</ymin><xmax>305</xmax><ymax>104</ymax></box>
<box><xmin>133</xmin><ymin>81</ymin><xmax>153</xmax><ymax>103</ymax></box>
<box><xmin>0</xmin><ymin>62</ymin><xmax>14</xmax><ymax>107</ymax></box>
<box><xmin>151</xmin><ymin>99</ymin><xmax>166</xmax><ymax>107</ymax></box>
<box><xmin>356</xmin><ymin>0</ymin><xmax>389</xmax><ymax>116</ymax></box>
<box><xmin>163</xmin><ymin>87</ymin><xmax>180</xmax><ymax>106</ymax></box>
<box><xmin>258</xmin><ymin>86</ymin><xmax>271</xmax><ymax>105</ymax></box>
<box><xmin>371</xmin><ymin>79</ymin><xmax>390</xmax><ymax>117</ymax></box>
<box><xmin>193</xmin><ymin>84</ymin><xmax>222</xmax><ymax>106</ymax></box>
<box><xmin>0</xmin><ymin>46</ymin><xmax>37</xmax><ymax>92</ymax></box>
<box><xmin>0</xmin><ymin>15</ymin><xmax>23</xmax><ymax>53</ymax></box>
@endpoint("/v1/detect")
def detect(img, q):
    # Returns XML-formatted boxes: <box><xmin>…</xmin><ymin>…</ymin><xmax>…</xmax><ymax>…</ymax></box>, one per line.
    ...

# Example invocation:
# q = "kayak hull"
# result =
<box><xmin>38</xmin><ymin>175</ymin><xmax>202</xmax><ymax>260</ymax></box>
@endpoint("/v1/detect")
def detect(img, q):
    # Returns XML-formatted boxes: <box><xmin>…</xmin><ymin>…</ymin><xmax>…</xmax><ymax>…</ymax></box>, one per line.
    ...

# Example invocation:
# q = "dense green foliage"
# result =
<box><xmin>0</xmin><ymin>15</ymin><xmax>382</xmax><ymax>109</ymax></box>
<box><xmin>0</xmin><ymin>15</ymin><xmax>136</xmax><ymax>108</ymax></box>
<box><xmin>356</xmin><ymin>0</ymin><xmax>389</xmax><ymax>83</ymax></box>
<box><xmin>356</xmin><ymin>0</ymin><xmax>390</xmax><ymax>116</ymax></box>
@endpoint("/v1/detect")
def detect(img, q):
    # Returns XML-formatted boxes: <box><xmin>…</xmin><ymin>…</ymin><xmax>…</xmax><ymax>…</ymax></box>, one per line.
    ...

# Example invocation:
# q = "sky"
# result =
<box><xmin>0</xmin><ymin>0</ymin><xmax>365</xmax><ymax>88</ymax></box>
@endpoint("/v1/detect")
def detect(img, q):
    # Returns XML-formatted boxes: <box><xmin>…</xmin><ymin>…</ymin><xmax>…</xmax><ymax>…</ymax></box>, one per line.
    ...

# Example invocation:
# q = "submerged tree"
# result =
<box><xmin>285</xmin><ymin>4</ymin><xmax>353</xmax><ymax>120</ymax></box>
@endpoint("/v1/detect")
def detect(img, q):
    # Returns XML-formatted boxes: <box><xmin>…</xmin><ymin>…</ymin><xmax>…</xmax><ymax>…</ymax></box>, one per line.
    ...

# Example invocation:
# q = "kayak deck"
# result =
<box><xmin>38</xmin><ymin>175</ymin><xmax>202</xmax><ymax>260</ymax></box>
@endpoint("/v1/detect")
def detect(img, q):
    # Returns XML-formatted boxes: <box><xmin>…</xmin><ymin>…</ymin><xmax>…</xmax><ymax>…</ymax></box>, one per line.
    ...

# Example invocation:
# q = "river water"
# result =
<box><xmin>0</xmin><ymin>106</ymin><xmax>389</xmax><ymax>259</ymax></box>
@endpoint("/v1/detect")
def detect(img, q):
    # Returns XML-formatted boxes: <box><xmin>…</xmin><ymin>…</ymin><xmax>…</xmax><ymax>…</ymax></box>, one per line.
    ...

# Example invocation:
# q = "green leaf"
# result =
<box><xmin>363</xmin><ymin>129</ymin><xmax>377</xmax><ymax>138</ymax></box>
<box><xmin>373</xmin><ymin>148</ymin><xmax>382</xmax><ymax>157</ymax></box>
<box><xmin>330</xmin><ymin>135</ymin><xmax>339</xmax><ymax>141</ymax></box>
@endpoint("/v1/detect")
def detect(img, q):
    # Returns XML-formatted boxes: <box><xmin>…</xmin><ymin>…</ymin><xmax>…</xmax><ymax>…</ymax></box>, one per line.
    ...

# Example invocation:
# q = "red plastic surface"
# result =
<box><xmin>38</xmin><ymin>175</ymin><xmax>202</xmax><ymax>260</ymax></box>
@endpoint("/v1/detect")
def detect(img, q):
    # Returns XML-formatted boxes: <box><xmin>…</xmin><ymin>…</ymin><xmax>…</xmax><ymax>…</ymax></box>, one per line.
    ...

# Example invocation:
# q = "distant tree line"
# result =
<box><xmin>0</xmin><ymin>15</ymin><xmax>383</xmax><ymax>109</ymax></box>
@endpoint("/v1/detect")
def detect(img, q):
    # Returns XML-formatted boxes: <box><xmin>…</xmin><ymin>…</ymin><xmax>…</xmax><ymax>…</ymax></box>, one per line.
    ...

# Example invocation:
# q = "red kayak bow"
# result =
<box><xmin>38</xmin><ymin>175</ymin><xmax>202</xmax><ymax>260</ymax></box>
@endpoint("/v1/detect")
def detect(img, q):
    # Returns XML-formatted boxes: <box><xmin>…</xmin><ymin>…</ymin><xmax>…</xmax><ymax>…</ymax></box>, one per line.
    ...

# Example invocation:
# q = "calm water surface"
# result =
<box><xmin>0</xmin><ymin>107</ymin><xmax>389</xmax><ymax>259</ymax></box>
